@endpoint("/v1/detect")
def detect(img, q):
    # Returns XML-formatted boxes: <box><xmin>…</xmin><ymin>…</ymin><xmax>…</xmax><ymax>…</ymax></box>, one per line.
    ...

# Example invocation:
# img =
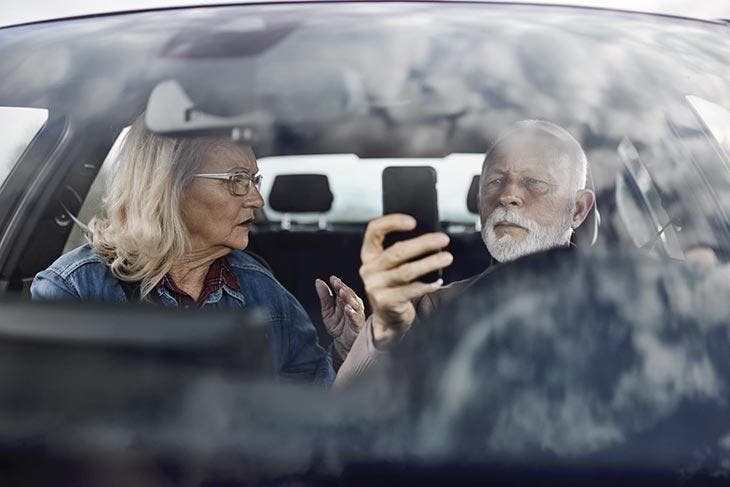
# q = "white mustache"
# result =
<box><xmin>485</xmin><ymin>207</ymin><xmax>540</xmax><ymax>234</ymax></box>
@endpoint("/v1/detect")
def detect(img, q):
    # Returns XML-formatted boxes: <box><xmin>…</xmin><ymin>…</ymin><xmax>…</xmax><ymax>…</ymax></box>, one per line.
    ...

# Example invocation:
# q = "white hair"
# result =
<box><xmin>480</xmin><ymin>119</ymin><xmax>588</xmax><ymax>198</ymax></box>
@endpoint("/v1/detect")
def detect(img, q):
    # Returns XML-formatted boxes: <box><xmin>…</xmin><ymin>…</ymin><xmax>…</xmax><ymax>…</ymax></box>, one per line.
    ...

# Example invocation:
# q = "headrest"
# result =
<box><xmin>268</xmin><ymin>174</ymin><xmax>333</xmax><ymax>213</ymax></box>
<box><xmin>466</xmin><ymin>175</ymin><xmax>480</xmax><ymax>214</ymax></box>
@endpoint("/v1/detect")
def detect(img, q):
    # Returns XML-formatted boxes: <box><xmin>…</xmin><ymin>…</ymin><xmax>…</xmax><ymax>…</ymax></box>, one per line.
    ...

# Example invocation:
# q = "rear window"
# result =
<box><xmin>258</xmin><ymin>153</ymin><xmax>483</xmax><ymax>224</ymax></box>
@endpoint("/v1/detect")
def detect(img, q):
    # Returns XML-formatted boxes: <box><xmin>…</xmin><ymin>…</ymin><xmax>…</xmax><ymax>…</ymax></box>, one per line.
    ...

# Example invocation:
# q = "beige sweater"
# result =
<box><xmin>334</xmin><ymin>275</ymin><xmax>479</xmax><ymax>387</ymax></box>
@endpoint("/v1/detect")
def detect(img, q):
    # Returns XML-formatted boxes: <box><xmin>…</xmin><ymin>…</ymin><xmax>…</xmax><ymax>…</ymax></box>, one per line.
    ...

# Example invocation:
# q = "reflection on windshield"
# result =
<box><xmin>686</xmin><ymin>95</ymin><xmax>730</xmax><ymax>159</ymax></box>
<box><xmin>2</xmin><ymin>4</ymin><xmax>730</xmax><ymax>483</ymax></box>
<box><xmin>615</xmin><ymin>137</ymin><xmax>683</xmax><ymax>258</ymax></box>
<box><xmin>8</xmin><ymin>248</ymin><xmax>730</xmax><ymax>482</ymax></box>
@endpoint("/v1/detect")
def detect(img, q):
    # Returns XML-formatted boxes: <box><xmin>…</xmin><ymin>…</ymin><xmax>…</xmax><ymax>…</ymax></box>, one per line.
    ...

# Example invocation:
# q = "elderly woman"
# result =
<box><xmin>31</xmin><ymin>115</ymin><xmax>364</xmax><ymax>386</ymax></box>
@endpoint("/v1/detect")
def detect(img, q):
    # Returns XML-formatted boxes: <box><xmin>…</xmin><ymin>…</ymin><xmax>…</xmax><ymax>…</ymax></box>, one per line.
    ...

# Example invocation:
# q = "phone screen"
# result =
<box><xmin>382</xmin><ymin>166</ymin><xmax>441</xmax><ymax>283</ymax></box>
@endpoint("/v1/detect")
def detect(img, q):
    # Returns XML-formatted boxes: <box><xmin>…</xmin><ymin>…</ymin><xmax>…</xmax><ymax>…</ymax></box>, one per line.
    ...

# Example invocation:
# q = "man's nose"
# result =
<box><xmin>498</xmin><ymin>181</ymin><xmax>524</xmax><ymax>207</ymax></box>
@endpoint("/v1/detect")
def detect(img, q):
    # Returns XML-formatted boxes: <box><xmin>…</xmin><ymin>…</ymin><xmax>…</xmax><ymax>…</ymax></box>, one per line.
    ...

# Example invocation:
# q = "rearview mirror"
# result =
<box><xmin>145</xmin><ymin>70</ymin><xmax>368</xmax><ymax>142</ymax></box>
<box><xmin>145</xmin><ymin>79</ymin><xmax>262</xmax><ymax>142</ymax></box>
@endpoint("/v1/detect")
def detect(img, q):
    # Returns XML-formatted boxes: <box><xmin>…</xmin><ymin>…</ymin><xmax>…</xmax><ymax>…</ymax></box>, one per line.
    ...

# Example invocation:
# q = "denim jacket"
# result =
<box><xmin>31</xmin><ymin>244</ymin><xmax>335</xmax><ymax>386</ymax></box>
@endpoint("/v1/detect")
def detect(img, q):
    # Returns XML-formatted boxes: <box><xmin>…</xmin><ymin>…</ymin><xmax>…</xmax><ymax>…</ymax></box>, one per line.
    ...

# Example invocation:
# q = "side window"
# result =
<box><xmin>686</xmin><ymin>95</ymin><xmax>730</xmax><ymax>156</ymax></box>
<box><xmin>615</xmin><ymin>137</ymin><xmax>683</xmax><ymax>259</ymax></box>
<box><xmin>0</xmin><ymin>106</ymin><xmax>49</xmax><ymax>188</ymax></box>
<box><xmin>613</xmin><ymin>97</ymin><xmax>730</xmax><ymax>263</ymax></box>
<box><xmin>63</xmin><ymin>127</ymin><xmax>129</xmax><ymax>253</ymax></box>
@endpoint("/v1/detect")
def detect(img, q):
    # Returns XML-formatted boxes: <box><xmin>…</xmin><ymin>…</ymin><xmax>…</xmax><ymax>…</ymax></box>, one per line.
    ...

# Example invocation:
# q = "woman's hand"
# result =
<box><xmin>315</xmin><ymin>275</ymin><xmax>365</xmax><ymax>361</ymax></box>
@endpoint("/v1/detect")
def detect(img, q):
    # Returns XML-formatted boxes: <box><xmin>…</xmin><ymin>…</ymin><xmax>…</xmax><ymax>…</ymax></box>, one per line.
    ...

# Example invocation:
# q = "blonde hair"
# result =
<box><xmin>89</xmin><ymin>114</ymin><xmax>235</xmax><ymax>299</ymax></box>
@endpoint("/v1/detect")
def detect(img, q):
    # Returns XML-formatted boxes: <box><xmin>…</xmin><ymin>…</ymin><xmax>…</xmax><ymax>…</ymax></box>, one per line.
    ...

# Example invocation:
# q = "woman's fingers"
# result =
<box><xmin>344</xmin><ymin>304</ymin><xmax>365</xmax><ymax>328</ymax></box>
<box><xmin>314</xmin><ymin>278</ymin><xmax>335</xmax><ymax>314</ymax></box>
<box><xmin>330</xmin><ymin>275</ymin><xmax>362</xmax><ymax>307</ymax></box>
<box><xmin>327</xmin><ymin>275</ymin><xmax>365</xmax><ymax>327</ymax></box>
<box><xmin>316</xmin><ymin>278</ymin><xmax>344</xmax><ymax>338</ymax></box>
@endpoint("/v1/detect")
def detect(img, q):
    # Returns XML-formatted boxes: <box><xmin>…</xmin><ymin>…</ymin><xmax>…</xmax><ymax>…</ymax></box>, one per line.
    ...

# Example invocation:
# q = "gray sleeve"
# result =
<box><xmin>333</xmin><ymin>315</ymin><xmax>388</xmax><ymax>388</ymax></box>
<box><xmin>334</xmin><ymin>290</ymin><xmax>440</xmax><ymax>387</ymax></box>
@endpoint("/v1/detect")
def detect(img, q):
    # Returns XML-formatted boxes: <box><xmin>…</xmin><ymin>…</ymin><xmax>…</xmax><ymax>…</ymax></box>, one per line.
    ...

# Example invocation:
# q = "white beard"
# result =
<box><xmin>481</xmin><ymin>206</ymin><xmax>573</xmax><ymax>262</ymax></box>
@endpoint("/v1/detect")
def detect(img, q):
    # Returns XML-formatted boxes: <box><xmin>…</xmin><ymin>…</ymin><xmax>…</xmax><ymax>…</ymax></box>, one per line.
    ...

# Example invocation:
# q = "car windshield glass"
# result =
<box><xmin>34</xmin><ymin>3</ymin><xmax>727</xmax><ymax>257</ymax></box>
<box><xmin>1</xmin><ymin>3</ymin><xmax>730</xmax><ymax>482</ymax></box>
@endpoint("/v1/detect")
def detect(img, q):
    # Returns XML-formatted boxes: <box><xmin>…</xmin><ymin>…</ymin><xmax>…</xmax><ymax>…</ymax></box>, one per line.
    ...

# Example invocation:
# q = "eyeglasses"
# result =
<box><xmin>193</xmin><ymin>172</ymin><xmax>263</xmax><ymax>196</ymax></box>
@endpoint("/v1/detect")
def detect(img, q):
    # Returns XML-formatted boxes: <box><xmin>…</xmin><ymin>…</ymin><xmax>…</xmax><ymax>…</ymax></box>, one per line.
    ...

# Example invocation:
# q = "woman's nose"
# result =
<box><xmin>245</xmin><ymin>186</ymin><xmax>265</xmax><ymax>208</ymax></box>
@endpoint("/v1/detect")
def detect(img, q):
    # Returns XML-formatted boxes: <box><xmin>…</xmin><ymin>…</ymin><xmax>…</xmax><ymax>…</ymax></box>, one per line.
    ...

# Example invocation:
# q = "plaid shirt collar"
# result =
<box><xmin>156</xmin><ymin>255</ymin><xmax>240</xmax><ymax>307</ymax></box>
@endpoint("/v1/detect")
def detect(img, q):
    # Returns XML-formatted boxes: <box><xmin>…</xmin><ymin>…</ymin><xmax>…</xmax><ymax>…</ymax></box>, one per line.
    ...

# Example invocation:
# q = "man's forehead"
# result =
<box><xmin>485</xmin><ymin>142</ymin><xmax>571</xmax><ymax>176</ymax></box>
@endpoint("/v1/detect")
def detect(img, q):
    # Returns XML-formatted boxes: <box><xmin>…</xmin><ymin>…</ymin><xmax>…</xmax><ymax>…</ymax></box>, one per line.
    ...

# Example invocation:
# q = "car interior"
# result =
<box><xmin>0</xmin><ymin>3</ymin><xmax>729</xmax><ymax>482</ymax></box>
<box><xmin>2</xmin><ymin>95</ymin><xmax>727</xmax><ymax>345</ymax></box>
<box><xmin>1</xmin><ymin>4</ymin><xmax>727</xmax><ymax>304</ymax></box>
<box><xmin>52</xmin><ymin>143</ymin><xmax>496</xmax><ymax>344</ymax></box>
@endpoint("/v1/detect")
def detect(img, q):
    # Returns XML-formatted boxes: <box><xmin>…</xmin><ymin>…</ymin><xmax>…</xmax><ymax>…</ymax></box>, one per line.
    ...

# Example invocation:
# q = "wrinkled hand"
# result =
<box><xmin>360</xmin><ymin>214</ymin><xmax>452</xmax><ymax>349</ymax></box>
<box><xmin>316</xmin><ymin>275</ymin><xmax>365</xmax><ymax>361</ymax></box>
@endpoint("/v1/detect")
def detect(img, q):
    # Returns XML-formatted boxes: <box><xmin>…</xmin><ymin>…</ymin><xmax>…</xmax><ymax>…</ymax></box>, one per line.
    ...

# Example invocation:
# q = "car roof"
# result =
<box><xmin>2</xmin><ymin>0</ymin><xmax>729</xmax><ymax>29</ymax></box>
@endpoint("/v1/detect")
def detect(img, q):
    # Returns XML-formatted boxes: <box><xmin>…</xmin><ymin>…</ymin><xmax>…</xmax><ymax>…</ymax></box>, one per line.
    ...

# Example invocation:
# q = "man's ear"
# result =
<box><xmin>571</xmin><ymin>189</ymin><xmax>595</xmax><ymax>229</ymax></box>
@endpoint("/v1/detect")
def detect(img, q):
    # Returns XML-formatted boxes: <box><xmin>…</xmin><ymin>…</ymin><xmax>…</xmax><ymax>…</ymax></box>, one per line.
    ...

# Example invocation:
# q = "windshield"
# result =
<box><xmin>0</xmin><ymin>2</ymin><xmax>729</xmax><ymax>483</ymax></box>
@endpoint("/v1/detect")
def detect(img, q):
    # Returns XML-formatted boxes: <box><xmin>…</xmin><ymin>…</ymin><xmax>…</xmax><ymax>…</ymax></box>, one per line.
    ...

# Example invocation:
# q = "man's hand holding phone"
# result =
<box><xmin>359</xmin><ymin>214</ymin><xmax>453</xmax><ymax>349</ymax></box>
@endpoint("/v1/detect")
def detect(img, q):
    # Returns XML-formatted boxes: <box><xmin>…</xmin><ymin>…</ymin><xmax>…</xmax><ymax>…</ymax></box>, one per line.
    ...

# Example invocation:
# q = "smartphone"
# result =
<box><xmin>382</xmin><ymin>166</ymin><xmax>441</xmax><ymax>283</ymax></box>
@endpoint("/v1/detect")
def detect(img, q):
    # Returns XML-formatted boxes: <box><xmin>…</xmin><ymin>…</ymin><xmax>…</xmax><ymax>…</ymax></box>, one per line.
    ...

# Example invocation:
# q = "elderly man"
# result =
<box><xmin>335</xmin><ymin>120</ymin><xmax>595</xmax><ymax>384</ymax></box>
